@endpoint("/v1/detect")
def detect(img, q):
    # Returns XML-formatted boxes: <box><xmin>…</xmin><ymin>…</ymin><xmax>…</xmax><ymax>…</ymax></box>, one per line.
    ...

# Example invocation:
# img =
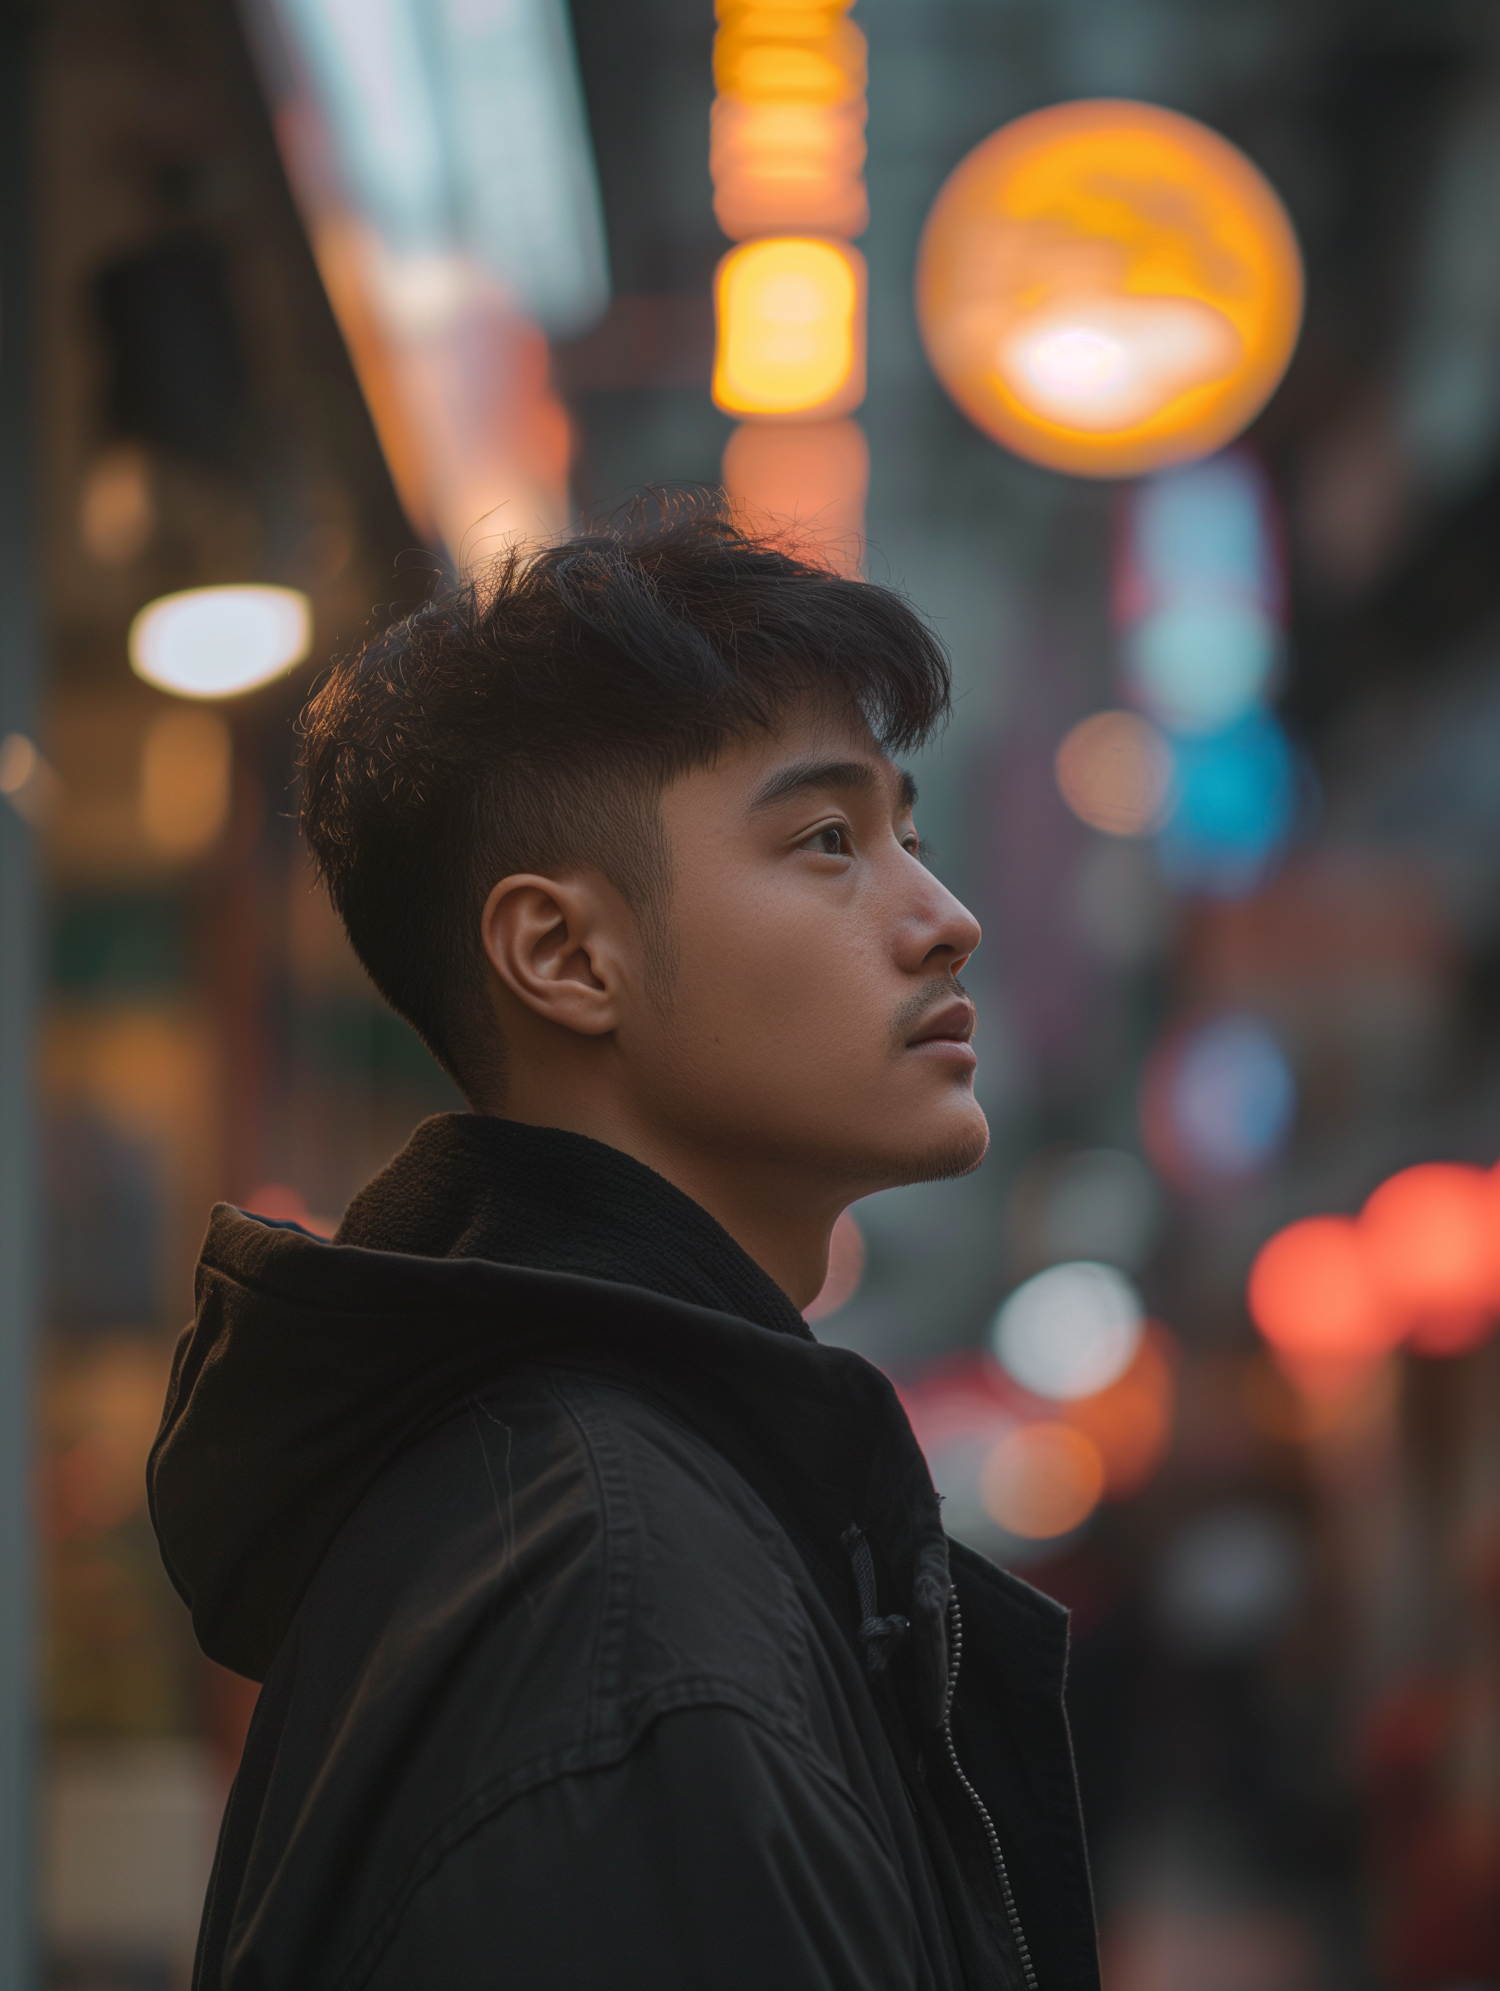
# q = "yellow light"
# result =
<box><xmin>915</xmin><ymin>99</ymin><xmax>1303</xmax><ymax>477</ymax></box>
<box><xmin>713</xmin><ymin>237</ymin><xmax>865</xmax><ymax>417</ymax></box>
<box><xmin>129</xmin><ymin>585</ymin><xmax>313</xmax><ymax>700</ymax></box>
<box><xmin>714</xmin><ymin>22</ymin><xmax>865</xmax><ymax>106</ymax></box>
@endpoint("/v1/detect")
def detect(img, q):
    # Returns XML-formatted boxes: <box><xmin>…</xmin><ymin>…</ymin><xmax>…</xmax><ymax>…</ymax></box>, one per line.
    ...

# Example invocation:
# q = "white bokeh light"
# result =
<box><xmin>991</xmin><ymin>1261</ymin><xmax>1144</xmax><ymax>1400</ymax></box>
<box><xmin>129</xmin><ymin>586</ymin><xmax>313</xmax><ymax>700</ymax></box>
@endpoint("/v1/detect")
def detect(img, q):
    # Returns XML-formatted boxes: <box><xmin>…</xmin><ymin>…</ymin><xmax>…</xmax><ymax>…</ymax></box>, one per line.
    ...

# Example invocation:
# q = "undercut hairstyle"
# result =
<box><xmin>299</xmin><ymin>498</ymin><xmax>951</xmax><ymax>1100</ymax></box>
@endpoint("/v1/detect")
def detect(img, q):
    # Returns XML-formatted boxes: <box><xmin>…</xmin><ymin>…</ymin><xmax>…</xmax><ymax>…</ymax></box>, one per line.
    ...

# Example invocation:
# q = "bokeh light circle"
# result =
<box><xmin>1148</xmin><ymin>1012</ymin><xmax>1296</xmax><ymax>1184</ymax></box>
<box><xmin>992</xmin><ymin>1260</ymin><xmax>1145</xmax><ymax>1400</ymax></box>
<box><xmin>915</xmin><ymin>99</ymin><xmax>1303</xmax><ymax>477</ymax></box>
<box><xmin>1247</xmin><ymin>1215</ymin><xmax>1398</xmax><ymax>1373</ymax></box>
<box><xmin>981</xmin><ymin>1423</ymin><xmax>1106</xmax><ymax>1539</ymax></box>
<box><xmin>1361</xmin><ymin>1164</ymin><xmax>1500</xmax><ymax>1352</ymax></box>
<box><xmin>129</xmin><ymin>585</ymin><xmax>313</xmax><ymax>699</ymax></box>
<box><xmin>1055</xmin><ymin>709</ymin><xmax>1174</xmax><ymax>836</ymax></box>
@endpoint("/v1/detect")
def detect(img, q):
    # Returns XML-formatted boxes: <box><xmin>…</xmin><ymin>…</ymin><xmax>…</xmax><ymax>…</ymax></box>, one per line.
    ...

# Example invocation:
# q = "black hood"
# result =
<box><xmin>149</xmin><ymin>1115</ymin><xmax>954</xmax><ymax>1719</ymax></box>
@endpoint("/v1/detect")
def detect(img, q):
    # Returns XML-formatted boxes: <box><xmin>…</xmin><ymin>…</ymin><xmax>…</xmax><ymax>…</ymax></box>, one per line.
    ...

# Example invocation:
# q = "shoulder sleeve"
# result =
<box><xmin>363</xmin><ymin>1702</ymin><xmax>927</xmax><ymax>1991</ymax></box>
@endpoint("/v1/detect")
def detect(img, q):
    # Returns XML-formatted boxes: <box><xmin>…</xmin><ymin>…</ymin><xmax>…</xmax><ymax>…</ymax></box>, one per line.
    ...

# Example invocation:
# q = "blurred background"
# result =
<box><xmin>2</xmin><ymin>0</ymin><xmax>1500</xmax><ymax>1984</ymax></box>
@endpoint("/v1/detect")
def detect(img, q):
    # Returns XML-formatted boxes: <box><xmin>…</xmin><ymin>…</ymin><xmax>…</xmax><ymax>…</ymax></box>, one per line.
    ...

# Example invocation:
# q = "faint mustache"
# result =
<box><xmin>891</xmin><ymin>978</ymin><xmax>974</xmax><ymax>1046</ymax></box>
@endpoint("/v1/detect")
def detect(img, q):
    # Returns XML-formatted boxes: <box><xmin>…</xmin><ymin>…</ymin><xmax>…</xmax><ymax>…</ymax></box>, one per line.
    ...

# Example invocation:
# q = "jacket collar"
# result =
<box><xmin>152</xmin><ymin>1189</ymin><xmax>955</xmax><ymax>1719</ymax></box>
<box><xmin>334</xmin><ymin>1113</ymin><xmax>816</xmax><ymax>1342</ymax></box>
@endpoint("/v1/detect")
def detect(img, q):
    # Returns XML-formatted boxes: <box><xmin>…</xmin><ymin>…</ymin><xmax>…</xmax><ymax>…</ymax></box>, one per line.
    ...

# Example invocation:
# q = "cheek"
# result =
<box><xmin>641</xmin><ymin>885</ymin><xmax>887</xmax><ymax>1098</ymax></box>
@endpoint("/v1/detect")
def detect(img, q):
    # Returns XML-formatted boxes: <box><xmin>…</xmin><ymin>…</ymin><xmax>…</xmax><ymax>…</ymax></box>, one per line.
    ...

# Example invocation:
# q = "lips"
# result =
<box><xmin>906</xmin><ymin>997</ymin><xmax>976</xmax><ymax>1049</ymax></box>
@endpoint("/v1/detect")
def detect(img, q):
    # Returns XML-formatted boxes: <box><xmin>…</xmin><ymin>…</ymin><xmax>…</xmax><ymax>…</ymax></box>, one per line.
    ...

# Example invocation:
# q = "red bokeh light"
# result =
<box><xmin>1247</xmin><ymin>1215</ymin><xmax>1398</xmax><ymax>1380</ymax></box>
<box><xmin>1247</xmin><ymin>1158</ymin><xmax>1500</xmax><ymax>1383</ymax></box>
<box><xmin>1362</xmin><ymin>1163</ymin><xmax>1500</xmax><ymax>1355</ymax></box>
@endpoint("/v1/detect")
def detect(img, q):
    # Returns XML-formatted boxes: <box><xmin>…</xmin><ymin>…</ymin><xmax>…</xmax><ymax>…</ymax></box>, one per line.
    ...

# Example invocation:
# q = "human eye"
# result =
<box><xmin>799</xmin><ymin>820</ymin><xmax>853</xmax><ymax>857</ymax></box>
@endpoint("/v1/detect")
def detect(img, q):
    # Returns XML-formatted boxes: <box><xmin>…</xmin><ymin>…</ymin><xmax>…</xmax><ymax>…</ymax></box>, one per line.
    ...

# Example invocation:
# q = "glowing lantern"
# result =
<box><xmin>129</xmin><ymin>585</ymin><xmax>313</xmax><ymax>699</ymax></box>
<box><xmin>1361</xmin><ymin>1164</ymin><xmax>1500</xmax><ymax>1356</ymax></box>
<box><xmin>714</xmin><ymin>236</ymin><xmax>865</xmax><ymax>417</ymax></box>
<box><xmin>915</xmin><ymin>100</ymin><xmax>1303</xmax><ymax>477</ymax></box>
<box><xmin>1248</xmin><ymin>1215</ymin><xmax>1398</xmax><ymax>1384</ymax></box>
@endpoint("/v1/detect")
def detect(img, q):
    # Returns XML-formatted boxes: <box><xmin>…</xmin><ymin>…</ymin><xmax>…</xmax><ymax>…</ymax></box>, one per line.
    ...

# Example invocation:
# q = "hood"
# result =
<box><xmin>148</xmin><ymin>1123</ymin><xmax>956</xmax><ymax>1718</ymax></box>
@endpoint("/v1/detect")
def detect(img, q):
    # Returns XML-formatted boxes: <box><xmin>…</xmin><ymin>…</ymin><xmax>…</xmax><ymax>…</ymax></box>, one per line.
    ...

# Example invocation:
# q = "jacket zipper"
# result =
<box><xmin>942</xmin><ymin>1591</ymin><xmax>1039</xmax><ymax>1991</ymax></box>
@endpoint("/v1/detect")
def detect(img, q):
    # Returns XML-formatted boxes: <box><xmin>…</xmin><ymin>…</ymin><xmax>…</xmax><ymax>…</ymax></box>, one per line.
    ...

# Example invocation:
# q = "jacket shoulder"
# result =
<box><xmin>545</xmin><ymin>1368</ymin><xmax>828</xmax><ymax>1738</ymax></box>
<box><xmin>206</xmin><ymin>1366</ymin><xmax>851</xmax><ymax>1989</ymax></box>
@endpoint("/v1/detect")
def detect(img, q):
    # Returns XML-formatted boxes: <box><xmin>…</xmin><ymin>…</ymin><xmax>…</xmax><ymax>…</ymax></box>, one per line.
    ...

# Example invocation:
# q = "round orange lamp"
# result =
<box><xmin>915</xmin><ymin>99</ymin><xmax>1304</xmax><ymax>478</ymax></box>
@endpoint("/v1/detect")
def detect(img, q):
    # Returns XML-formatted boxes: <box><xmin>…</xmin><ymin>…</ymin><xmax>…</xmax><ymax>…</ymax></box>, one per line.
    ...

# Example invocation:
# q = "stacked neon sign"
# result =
<box><xmin>710</xmin><ymin>0</ymin><xmax>869</xmax><ymax>571</ymax></box>
<box><xmin>1116</xmin><ymin>453</ymin><xmax>1299</xmax><ymax>895</ymax></box>
<box><xmin>1051</xmin><ymin>450</ymin><xmax>1301</xmax><ymax>895</ymax></box>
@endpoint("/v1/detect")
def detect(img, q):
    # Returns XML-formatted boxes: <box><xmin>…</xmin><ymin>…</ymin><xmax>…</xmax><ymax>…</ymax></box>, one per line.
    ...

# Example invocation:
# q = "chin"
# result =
<box><xmin>879</xmin><ymin>1101</ymin><xmax>990</xmax><ymax>1188</ymax></box>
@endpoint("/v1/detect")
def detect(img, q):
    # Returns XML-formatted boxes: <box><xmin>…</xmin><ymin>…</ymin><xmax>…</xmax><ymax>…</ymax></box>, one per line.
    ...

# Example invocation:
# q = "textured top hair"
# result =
<box><xmin>299</xmin><ymin>497</ymin><xmax>951</xmax><ymax>1095</ymax></box>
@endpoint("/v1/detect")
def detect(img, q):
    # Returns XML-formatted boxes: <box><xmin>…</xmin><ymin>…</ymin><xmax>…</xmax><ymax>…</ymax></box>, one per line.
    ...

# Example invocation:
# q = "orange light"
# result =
<box><xmin>714</xmin><ymin>18</ymin><xmax>866</xmax><ymax>108</ymax></box>
<box><xmin>1063</xmin><ymin>1323</ymin><xmax>1176</xmax><ymax>1499</ymax></box>
<box><xmin>981</xmin><ymin>1423</ymin><xmax>1105</xmax><ymax>1540</ymax></box>
<box><xmin>1247</xmin><ymin>1216</ymin><xmax>1399</xmax><ymax>1383</ymax></box>
<box><xmin>711</xmin><ymin>98</ymin><xmax>867</xmax><ymax>238</ymax></box>
<box><xmin>722</xmin><ymin>417</ymin><xmax>868</xmax><ymax>572</ymax></box>
<box><xmin>1054</xmin><ymin>709</ymin><xmax>1174</xmax><ymax>836</ymax></box>
<box><xmin>714</xmin><ymin>4</ymin><xmax>862</xmax><ymax>93</ymax></box>
<box><xmin>1361</xmin><ymin>1164</ymin><xmax>1500</xmax><ymax>1356</ymax></box>
<box><xmin>915</xmin><ymin>99</ymin><xmax>1303</xmax><ymax>477</ymax></box>
<box><xmin>713</xmin><ymin>236</ymin><xmax>865</xmax><ymax>417</ymax></box>
<box><xmin>710</xmin><ymin>0</ymin><xmax>867</xmax><ymax>239</ymax></box>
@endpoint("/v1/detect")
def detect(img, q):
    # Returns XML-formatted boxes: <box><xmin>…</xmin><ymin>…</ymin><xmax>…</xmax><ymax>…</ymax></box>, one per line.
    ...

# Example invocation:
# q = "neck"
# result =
<box><xmin>495</xmin><ymin>1094</ymin><xmax>844</xmax><ymax>1309</ymax></box>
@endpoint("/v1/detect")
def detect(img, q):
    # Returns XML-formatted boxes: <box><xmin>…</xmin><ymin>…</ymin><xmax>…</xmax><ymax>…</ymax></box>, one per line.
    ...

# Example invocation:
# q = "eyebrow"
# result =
<box><xmin>749</xmin><ymin>757</ymin><xmax>919</xmax><ymax>813</ymax></box>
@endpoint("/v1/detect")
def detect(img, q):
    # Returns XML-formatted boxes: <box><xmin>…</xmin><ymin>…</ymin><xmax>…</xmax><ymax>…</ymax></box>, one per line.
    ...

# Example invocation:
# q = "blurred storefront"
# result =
<box><xmin>3</xmin><ymin>0</ymin><xmax>1500</xmax><ymax>1985</ymax></box>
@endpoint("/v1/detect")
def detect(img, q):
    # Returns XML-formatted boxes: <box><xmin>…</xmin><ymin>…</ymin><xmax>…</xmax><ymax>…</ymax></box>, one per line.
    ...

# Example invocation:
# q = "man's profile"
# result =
<box><xmin>150</xmin><ymin>504</ymin><xmax>1098</xmax><ymax>1990</ymax></box>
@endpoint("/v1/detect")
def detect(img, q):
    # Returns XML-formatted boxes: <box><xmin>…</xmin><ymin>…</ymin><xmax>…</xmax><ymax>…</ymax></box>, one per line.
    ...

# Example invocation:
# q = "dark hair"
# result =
<box><xmin>299</xmin><ymin>497</ymin><xmax>951</xmax><ymax>1096</ymax></box>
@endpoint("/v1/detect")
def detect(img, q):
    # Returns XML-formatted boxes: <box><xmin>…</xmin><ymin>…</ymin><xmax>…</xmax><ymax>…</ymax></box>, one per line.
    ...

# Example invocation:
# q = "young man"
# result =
<box><xmin>150</xmin><ymin>508</ymin><xmax>1098</xmax><ymax>1990</ymax></box>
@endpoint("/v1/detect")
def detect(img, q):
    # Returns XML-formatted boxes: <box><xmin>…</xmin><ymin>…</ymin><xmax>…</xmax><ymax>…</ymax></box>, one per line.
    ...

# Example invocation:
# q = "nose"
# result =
<box><xmin>902</xmin><ymin>864</ymin><xmax>981</xmax><ymax>977</ymax></box>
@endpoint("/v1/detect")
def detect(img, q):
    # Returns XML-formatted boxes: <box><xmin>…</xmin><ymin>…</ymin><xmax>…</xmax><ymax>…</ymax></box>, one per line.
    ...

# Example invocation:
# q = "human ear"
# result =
<box><xmin>479</xmin><ymin>873</ymin><xmax>622</xmax><ymax>1038</ymax></box>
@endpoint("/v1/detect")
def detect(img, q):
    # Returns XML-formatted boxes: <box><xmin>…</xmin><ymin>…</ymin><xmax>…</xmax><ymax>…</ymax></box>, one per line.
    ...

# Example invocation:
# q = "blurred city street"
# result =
<box><xmin>3</xmin><ymin>0</ymin><xmax>1500</xmax><ymax>1984</ymax></box>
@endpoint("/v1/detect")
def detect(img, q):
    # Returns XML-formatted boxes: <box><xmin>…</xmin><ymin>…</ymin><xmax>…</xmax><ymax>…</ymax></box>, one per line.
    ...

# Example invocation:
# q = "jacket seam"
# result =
<box><xmin>544</xmin><ymin>1373</ymin><xmax>638</xmax><ymax>1746</ymax></box>
<box><xmin>335</xmin><ymin>1687</ymin><xmax>902</xmax><ymax>1991</ymax></box>
<box><xmin>545</xmin><ymin>1369</ymin><xmax>820</xmax><ymax>1740</ymax></box>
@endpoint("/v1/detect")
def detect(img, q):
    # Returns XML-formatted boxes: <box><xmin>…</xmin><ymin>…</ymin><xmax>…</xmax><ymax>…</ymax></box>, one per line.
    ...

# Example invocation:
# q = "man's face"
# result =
<box><xmin>613</xmin><ymin>701</ymin><xmax>988</xmax><ymax>1200</ymax></box>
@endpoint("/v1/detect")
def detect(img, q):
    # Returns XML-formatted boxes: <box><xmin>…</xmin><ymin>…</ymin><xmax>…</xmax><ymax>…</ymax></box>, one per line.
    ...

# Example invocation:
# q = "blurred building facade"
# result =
<box><xmin>5</xmin><ymin>0</ymin><xmax>1500</xmax><ymax>1984</ymax></box>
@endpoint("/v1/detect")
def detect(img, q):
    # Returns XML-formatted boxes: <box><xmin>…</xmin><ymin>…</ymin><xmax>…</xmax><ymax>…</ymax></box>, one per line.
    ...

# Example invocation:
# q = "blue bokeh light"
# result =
<box><xmin>1125</xmin><ymin>596</ymin><xmax>1281</xmax><ymax>734</ymax></box>
<box><xmin>1157</xmin><ymin>710</ymin><xmax>1297</xmax><ymax>894</ymax></box>
<box><xmin>1132</xmin><ymin>454</ymin><xmax>1276</xmax><ymax>609</ymax></box>
<box><xmin>1168</xmin><ymin>1013</ymin><xmax>1297</xmax><ymax>1179</ymax></box>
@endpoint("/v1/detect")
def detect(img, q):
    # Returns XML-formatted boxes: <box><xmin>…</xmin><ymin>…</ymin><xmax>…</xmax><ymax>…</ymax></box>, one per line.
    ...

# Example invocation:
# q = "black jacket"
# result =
<box><xmin>150</xmin><ymin>1116</ymin><xmax>1099</xmax><ymax>1991</ymax></box>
